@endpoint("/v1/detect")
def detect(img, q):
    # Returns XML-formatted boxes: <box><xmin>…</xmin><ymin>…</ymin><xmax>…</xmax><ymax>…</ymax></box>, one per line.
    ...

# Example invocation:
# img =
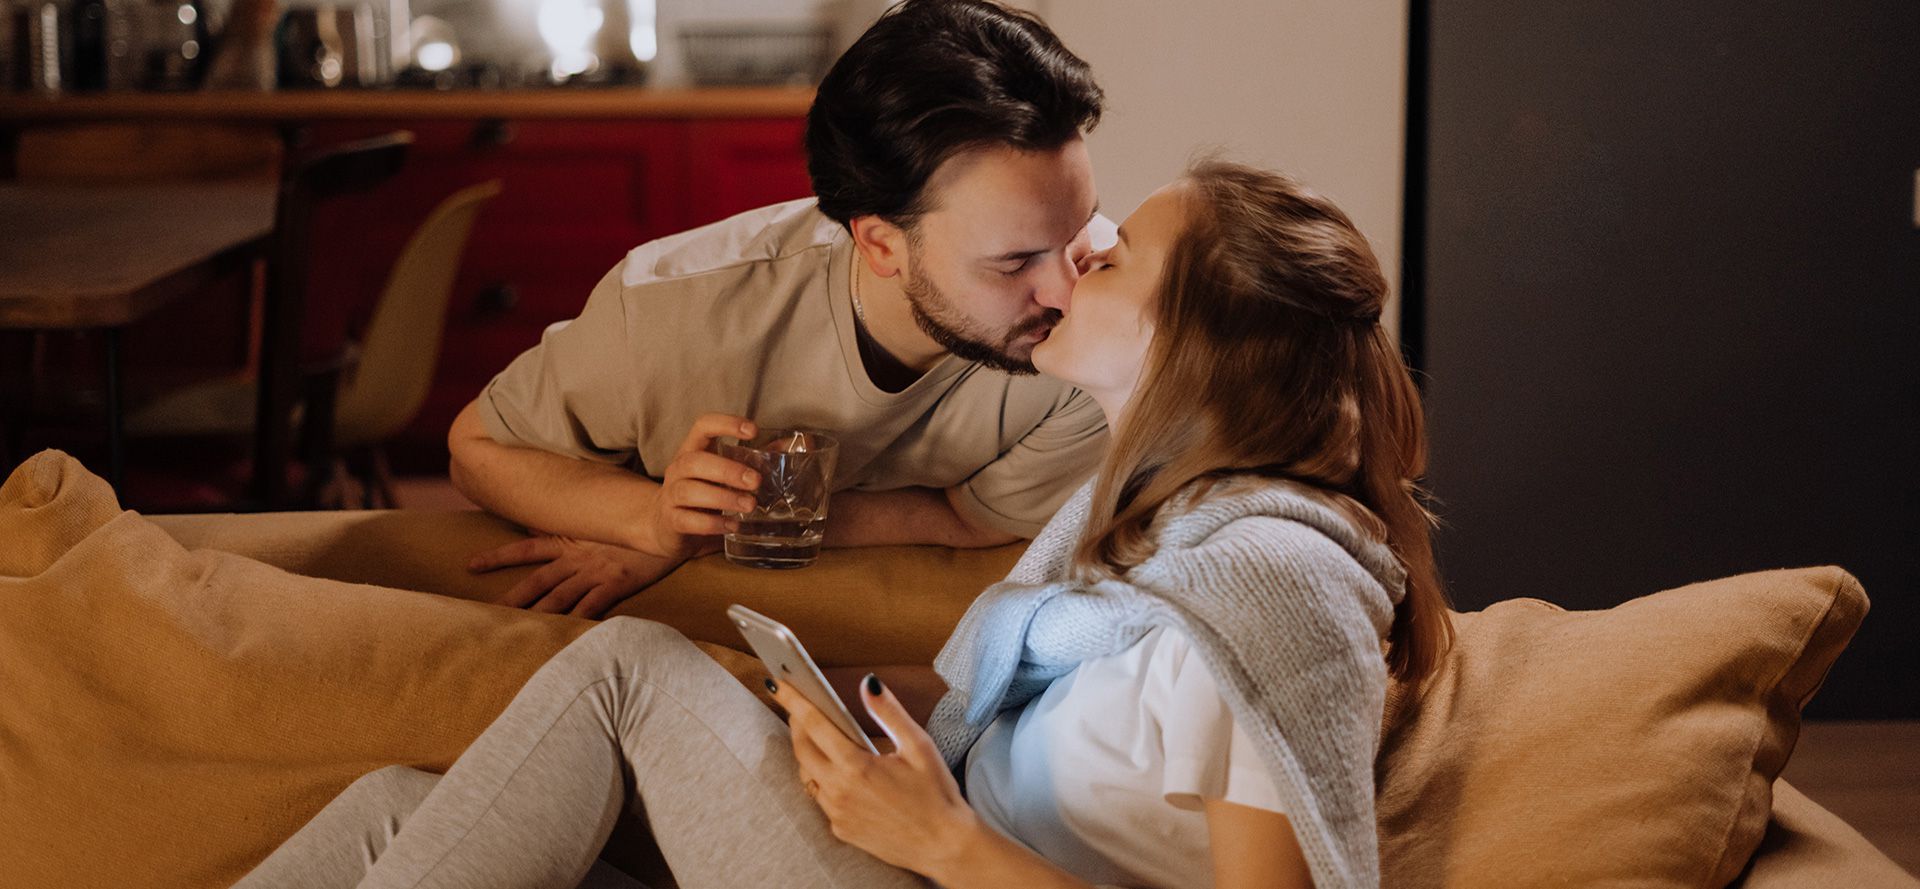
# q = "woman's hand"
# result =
<box><xmin>773</xmin><ymin>674</ymin><xmax>978</xmax><ymax>878</ymax></box>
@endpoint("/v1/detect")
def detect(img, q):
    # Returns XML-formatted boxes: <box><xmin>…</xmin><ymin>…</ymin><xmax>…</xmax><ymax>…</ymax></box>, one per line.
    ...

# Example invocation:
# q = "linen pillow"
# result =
<box><xmin>1377</xmin><ymin>567</ymin><xmax>1868</xmax><ymax>888</ymax></box>
<box><xmin>0</xmin><ymin>451</ymin><xmax>593</xmax><ymax>889</ymax></box>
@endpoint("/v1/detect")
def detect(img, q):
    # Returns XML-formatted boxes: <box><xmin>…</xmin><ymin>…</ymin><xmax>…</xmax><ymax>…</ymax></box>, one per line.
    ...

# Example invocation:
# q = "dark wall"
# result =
<box><xmin>1422</xmin><ymin>3</ymin><xmax>1920</xmax><ymax>718</ymax></box>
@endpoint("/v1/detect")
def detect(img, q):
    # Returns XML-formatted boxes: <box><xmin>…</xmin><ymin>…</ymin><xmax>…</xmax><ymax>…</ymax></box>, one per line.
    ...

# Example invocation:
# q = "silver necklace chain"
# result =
<box><xmin>850</xmin><ymin>252</ymin><xmax>867</xmax><ymax>324</ymax></box>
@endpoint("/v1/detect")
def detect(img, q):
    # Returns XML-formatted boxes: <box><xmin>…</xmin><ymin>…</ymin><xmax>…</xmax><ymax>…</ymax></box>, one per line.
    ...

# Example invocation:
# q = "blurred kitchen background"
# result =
<box><xmin>1</xmin><ymin>0</ymin><xmax>1914</xmax><ymax>740</ymax></box>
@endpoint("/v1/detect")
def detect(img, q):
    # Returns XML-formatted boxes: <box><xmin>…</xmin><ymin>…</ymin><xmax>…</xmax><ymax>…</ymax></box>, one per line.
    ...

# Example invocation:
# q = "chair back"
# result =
<box><xmin>252</xmin><ymin>131</ymin><xmax>413</xmax><ymax>505</ymax></box>
<box><xmin>334</xmin><ymin>179</ymin><xmax>502</xmax><ymax>447</ymax></box>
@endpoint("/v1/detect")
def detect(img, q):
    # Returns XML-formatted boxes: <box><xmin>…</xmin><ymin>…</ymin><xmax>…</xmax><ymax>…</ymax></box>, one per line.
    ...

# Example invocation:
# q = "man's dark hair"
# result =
<box><xmin>805</xmin><ymin>0</ymin><xmax>1104</xmax><ymax>229</ymax></box>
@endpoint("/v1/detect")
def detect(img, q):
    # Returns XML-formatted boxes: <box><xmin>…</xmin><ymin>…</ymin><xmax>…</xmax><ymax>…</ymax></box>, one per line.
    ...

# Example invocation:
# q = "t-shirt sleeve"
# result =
<box><xmin>1159</xmin><ymin>632</ymin><xmax>1289</xmax><ymax>816</ymax></box>
<box><xmin>950</xmin><ymin>385</ymin><xmax>1109</xmax><ymax>538</ymax></box>
<box><xmin>475</xmin><ymin>262</ymin><xmax>641</xmax><ymax>467</ymax></box>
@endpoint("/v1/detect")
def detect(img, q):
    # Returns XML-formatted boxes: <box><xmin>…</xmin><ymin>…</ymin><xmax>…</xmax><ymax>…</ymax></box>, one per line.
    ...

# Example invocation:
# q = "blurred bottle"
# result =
<box><xmin>277</xmin><ymin>2</ymin><xmax>380</xmax><ymax>88</ymax></box>
<box><xmin>70</xmin><ymin>0</ymin><xmax>139</xmax><ymax>89</ymax></box>
<box><xmin>591</xmin><ymin>0</ymin><xmax>651</xmax><ymax>83</ymax></box>
<box><xmin>9</xmin><ymin>0</ymin><xmax>72</xmax><ymax>93</ymax></box>
<box><xmin>140</xmin><ymin>0</ymin><xmax>207</xmax><ymax>89</ymax></box>
<box><xmin>201</xmin><ymin>0</ymin><xmax>277</xmax><ymax>89</ymax></box>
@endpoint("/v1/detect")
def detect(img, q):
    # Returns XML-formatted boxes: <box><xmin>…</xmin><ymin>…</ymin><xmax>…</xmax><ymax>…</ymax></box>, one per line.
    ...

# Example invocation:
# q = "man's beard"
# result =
<box><xmin>903</xmin><ymin>271</ymin><xmax>1061</xmax><ymax>376</ymax></box>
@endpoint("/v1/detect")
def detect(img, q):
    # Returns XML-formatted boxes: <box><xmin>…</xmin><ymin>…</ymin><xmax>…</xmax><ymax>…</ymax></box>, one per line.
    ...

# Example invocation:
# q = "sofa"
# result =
<box><xmin>3</xmin><ymin>450</ymin><xmax>1916</xmax><ymax>889</ymax></box>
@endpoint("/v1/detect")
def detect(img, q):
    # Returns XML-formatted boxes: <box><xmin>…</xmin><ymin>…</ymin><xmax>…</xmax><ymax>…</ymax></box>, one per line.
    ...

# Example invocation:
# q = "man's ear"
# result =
<box><xmin>849</xmin><ymin>215</ymin><xmax>911</xmax><ymax>280</ymax></box>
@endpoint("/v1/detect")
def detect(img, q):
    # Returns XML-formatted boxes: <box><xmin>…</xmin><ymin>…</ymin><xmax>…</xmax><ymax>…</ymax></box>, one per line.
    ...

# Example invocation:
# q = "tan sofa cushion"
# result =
<box><xmin>1378</xmin><ymin>568</ymin><xmax>1869</xmax><ymax>888</ymax></box>
<box><xmin>142</xmin><ymin>472</ymin><xmax>1899</xmax><ymax>885</ymax></box>
<box><xmin>0</xmin><ymin>451</ymin><xmax>592</xmax><ymax>889</ymax></box>
<box><xmin>1733</xmin><ymin>779</ymin><xmax>1920</xmax><ymax>888</ymax></box>
<box><xmin>151</xmin><ymin>508</ymin><xmax>1024</xmax><ymax>667</ymax></box>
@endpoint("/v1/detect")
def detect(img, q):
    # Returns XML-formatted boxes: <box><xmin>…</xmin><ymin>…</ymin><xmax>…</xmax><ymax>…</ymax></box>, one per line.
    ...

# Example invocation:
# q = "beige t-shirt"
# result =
<box><xmin>476</xmin><ymin>198</ymin><xmax>1109</xmax><ymax>537</ymax></box>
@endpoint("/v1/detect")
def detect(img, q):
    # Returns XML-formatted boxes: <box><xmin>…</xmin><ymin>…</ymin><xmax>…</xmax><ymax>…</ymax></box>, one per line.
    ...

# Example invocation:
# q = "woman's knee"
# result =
<box><xmin>543</xmin><ymin>617</ymin><xmax>701</xmax><ymax>681</ymax></box>
<box><xmin>342</xmin><ymin>764</ymin><xmax>438</xmax><ymax>814</ymax></box>
<box><xmin>592</xmin><ymin>616</ymin><xmax>695</xmax><ymax>656</ymax></box>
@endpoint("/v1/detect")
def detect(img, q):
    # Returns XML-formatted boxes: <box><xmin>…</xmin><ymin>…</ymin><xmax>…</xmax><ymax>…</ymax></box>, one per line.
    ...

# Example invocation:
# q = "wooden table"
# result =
<box><xmin>0</xmin><ymin>181</ymin><xmax>277</xmax><ymax>489</ymax></box>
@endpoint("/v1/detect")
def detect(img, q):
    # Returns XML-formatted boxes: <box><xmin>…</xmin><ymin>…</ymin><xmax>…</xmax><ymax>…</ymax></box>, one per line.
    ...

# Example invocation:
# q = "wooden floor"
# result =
<box><xmin>1782</xmin><ymin>720</ymin><xmax>1920</xmax><ymax>875</ymax></box>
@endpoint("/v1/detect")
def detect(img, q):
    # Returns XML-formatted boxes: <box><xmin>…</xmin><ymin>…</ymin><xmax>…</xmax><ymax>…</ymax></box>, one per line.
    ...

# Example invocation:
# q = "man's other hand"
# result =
<box><xmin>467</xmin><ymin>536</ymin><xmax>681</xmax><ymax>619</ymax></box>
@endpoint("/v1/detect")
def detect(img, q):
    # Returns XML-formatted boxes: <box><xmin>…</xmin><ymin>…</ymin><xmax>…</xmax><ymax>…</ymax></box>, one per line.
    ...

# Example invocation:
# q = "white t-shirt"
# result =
<box><xmin>962</xmin><ymin>626</ymin><xmax>1286</xmax><ymax>889</ymax></box>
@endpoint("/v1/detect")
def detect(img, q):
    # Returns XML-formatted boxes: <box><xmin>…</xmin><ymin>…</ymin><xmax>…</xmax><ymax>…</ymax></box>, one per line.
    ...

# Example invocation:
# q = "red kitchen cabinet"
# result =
<box><xmin>300</xmin><ymin>116</ymin><xmax>813</xmax><ymax>472</ymax></box>
<box><xmin>683</xmin><ymin>119</ymin><xmax>811</xmax><ymax>228</ymax></box>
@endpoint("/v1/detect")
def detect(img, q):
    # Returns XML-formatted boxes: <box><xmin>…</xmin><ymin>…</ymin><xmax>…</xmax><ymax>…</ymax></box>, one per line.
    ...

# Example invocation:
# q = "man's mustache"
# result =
<box><xmin>1008</xmin><ymin>309</ymin><xmax>1065</xmax><ymax>340</ymax></box>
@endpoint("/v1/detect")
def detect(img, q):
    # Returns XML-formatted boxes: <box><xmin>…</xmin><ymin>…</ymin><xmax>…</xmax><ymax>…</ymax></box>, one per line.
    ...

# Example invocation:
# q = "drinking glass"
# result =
<box><xmin>714</xmin><ymin>429</ymin><xmax>838</xmax><ymax>569</ymax></box>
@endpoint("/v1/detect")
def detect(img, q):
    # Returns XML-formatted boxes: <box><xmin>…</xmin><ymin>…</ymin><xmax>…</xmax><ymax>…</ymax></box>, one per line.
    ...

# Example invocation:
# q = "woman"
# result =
<box><xmin>235</xmin><ymin>160</ymin><xmax>1453</xmax><ymax>889</ymax></box>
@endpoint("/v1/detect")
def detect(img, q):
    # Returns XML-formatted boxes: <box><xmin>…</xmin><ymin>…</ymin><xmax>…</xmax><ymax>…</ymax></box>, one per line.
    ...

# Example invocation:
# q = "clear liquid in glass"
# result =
<box><xmin>724</xmin><ymin>508</ymin><xmax>826</xmax><ymax>569</ymax></box>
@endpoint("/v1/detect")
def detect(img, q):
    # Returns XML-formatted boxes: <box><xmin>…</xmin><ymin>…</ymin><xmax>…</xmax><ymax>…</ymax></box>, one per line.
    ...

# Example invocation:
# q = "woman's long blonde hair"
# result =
<box><xmin>1071</xmin><ymin>159</ymin><xmax>1454</xmax><ymax>684</ymax></box>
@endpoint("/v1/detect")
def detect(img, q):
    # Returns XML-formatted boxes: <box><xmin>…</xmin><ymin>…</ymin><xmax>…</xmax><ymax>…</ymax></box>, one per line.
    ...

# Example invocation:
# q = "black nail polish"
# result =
<box><xmin>864</xmin><ymin>674</ymin><xmax>882</xmax><ymax>696</ymax></box>
<box><xmin>764</xmin><ymin>678</ymin><xmax>778</xmax><ymax>694</ymax></box>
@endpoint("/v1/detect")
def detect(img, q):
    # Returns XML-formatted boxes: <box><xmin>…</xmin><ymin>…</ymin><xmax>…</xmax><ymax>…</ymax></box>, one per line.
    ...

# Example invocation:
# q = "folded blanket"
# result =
<box><xmin>929</xmin><ymin>478</ymin><xmax>1404</xmax><ymax>889</ymax></box>
<box><xmin>0</xmin><ymin>451</ymin><xmax>592</xmax><ymax>889</ymax></box>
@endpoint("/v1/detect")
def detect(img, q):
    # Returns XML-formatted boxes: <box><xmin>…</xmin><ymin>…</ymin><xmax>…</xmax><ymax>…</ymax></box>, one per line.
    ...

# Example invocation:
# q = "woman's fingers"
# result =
<box><xmin>772</xmin><ymin>681</ymin><xmax>858</xmax><ymax>769</ymax></box>
<box><xmin>774</xmin><ymin>681</ymin><xmax>838</xmax><ymax>799</ymax></box>
<box><xmin>860</xmin><ymin>675</ymin><xmax>940</xmax><ymax>767</ymax></box>
<box><xmin>467</xmin><ymin>536</ymin><xmax>564</xmax><ymax>572</ymax></box>
<box><xmin>788</xmin><ymin>711</ymin><xmax>832</xmax><ymax>778</ymax></box>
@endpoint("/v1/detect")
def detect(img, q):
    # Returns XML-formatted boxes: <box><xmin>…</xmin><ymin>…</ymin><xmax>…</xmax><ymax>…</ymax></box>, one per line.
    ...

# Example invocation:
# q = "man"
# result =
<box><xmin>448</xmin><ymin>0</ymin><xmax>1113</xmax><ymax>617</ymax></box>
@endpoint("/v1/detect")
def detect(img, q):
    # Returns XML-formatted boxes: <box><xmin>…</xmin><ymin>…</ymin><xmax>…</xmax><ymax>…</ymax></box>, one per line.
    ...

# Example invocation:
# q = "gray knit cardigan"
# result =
<box><xmin>926</xmin><ymin>476</ymin><xmax>1405</xmax><ymax>889</ymax></box>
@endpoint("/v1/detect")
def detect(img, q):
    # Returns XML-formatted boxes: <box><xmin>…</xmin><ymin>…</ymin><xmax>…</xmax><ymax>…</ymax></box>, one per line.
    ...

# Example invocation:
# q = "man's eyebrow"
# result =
<box><xmin>986</xmin><ymin>202</ymin><xmax>1104</xmax><ymax>263</ymax></box>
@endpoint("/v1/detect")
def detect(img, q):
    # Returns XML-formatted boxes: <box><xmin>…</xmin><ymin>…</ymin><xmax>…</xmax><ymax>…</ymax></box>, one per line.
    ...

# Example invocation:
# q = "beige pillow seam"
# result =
<box><xmin>1699</xmin><ymin>568</ymin><xmax>1846</xmax><ymax>885</ymax></box>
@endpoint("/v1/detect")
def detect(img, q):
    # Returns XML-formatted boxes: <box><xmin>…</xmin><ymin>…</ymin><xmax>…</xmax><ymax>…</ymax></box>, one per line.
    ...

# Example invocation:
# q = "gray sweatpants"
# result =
<box><xmin>233</xmin><ymin>618</ymin><xmax>927</xmax><ymax>889</ymax></box>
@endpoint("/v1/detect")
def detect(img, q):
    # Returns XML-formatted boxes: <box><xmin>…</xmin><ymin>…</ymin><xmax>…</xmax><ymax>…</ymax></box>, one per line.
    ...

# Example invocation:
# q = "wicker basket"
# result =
<box><xmin>679</xmin><ymin>23</ymin><xmax>831</xmax><ymax>87</ymax></box>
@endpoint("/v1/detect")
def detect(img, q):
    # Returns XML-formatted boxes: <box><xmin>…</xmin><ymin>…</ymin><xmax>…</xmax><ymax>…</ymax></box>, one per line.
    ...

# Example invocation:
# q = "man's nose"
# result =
<box><xmin>1034</xmin><ymin>255</ymin><xmax>1078</xmax><ymax>311</ymax></box>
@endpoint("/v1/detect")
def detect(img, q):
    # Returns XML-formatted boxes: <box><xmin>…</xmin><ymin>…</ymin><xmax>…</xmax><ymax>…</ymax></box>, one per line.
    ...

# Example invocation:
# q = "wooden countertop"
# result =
<box><xmin>0</xmin><ymin>181</ymin><xmax>276</xmax><ymax>328</ymax></box>
<box><xmin>0</xmin><ymin>87</ymin><xmax>814</xmax><ymax>122</ymax></box>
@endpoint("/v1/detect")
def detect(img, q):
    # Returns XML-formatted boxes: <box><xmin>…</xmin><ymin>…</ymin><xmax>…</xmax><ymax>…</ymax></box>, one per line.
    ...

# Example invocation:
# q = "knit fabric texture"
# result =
<box><xmin>927</xmin><ymin>476</ymin><xmax>1407</xmax><ymax>889</ymax></box>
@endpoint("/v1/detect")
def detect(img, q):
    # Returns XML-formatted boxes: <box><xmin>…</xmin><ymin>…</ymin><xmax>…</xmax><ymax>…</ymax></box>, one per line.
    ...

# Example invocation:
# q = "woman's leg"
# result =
<box><xmin>245</xmin><ymin>617</ymin><xmax>922</xmax><ymax>889</ymax></box>
<box><xmin>234</xmin><ymin>766</ymin><xmax>648</xmax><ymax>889</ymax></box>
<box><xmin>233</xmin><ymin>764</ymin><xmax>439</xmax><ymax>889</ymax></box>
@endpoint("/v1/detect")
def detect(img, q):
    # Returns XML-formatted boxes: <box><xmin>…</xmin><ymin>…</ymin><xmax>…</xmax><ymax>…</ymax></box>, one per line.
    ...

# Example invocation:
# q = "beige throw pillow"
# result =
<box><xmin>1378</xmin><ymin>567</ymin><xmax>1868</xmax><ymax>888</ymax></box>
<box><xmin>1</xmin><ymin>451</ymin><xmax>593</xmax><ymax>889</ymax></box>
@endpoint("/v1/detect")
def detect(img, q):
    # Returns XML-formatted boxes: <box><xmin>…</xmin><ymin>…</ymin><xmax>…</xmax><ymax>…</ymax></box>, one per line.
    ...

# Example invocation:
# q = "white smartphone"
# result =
<box><xmin>728</xmin><ymin>604</ymin><xmax>880</xmax><ymax>755</ymax></box>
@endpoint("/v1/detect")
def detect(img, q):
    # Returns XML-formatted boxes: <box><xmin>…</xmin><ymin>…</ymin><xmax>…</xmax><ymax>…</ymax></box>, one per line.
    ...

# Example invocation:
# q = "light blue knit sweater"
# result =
<box><xmin>926</xmin><ymin>476</ymin><xmax>1405</xmax><ymax>889</ymax></box>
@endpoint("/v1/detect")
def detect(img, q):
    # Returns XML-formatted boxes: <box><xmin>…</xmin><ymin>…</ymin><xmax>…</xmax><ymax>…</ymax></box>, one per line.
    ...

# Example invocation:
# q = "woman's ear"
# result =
<box><xmin>849</xmin><ymin>215</ymin><xmax>910</xmax><ymax>280</ymax></box>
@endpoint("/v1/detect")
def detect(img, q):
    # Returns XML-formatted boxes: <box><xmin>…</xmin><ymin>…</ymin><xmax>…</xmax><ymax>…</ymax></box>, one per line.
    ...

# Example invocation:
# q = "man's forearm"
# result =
<box><xmin>824</xmin><ymin>487</ymin><xmax>1023</xmax><ymax>549</ymax></box>
<box><xmin>448</xmin><ymin>403</ymin><xmax>658</xmax><ymax>551</ymax></box>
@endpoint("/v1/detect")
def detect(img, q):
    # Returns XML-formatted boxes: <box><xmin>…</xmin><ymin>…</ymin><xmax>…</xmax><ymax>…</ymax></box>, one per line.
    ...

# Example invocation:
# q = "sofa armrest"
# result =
<box><xmin>151</xmin><ymin>509</ymin><xmax>1024</xmax><ymax>667</ymax></box>
<box><xmin>1731</xmin><ymin>779</ymin><xmax>1919</xmax><ymax>888</ymax></box>
<box><xmin>150</xmin><ymin>510</ymin><xmax>527</xmax><ymax>601</ymax></box>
